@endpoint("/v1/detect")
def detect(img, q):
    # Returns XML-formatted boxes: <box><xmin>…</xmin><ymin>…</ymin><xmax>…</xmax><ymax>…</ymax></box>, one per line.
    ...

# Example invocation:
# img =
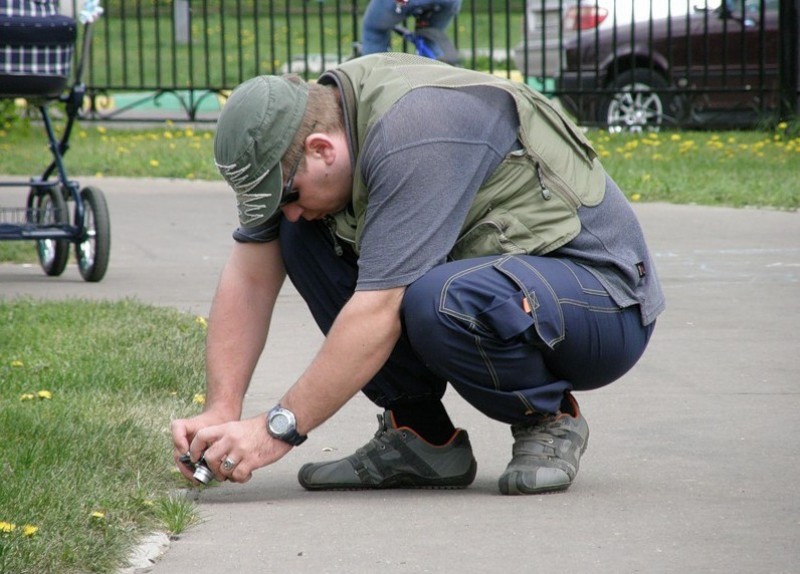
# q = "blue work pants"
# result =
<box><xmin>280</xmin><ymin>218</ymin><xmax>654</xmax><ymax>424</ymax></box>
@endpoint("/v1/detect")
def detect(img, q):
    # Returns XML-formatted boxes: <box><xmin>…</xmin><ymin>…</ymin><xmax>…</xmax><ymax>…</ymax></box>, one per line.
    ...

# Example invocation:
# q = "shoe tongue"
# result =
<box><xmin>382</xmin><ymin>410</ymin><xmax>400</xmax><ymax>429</ymax></box>
<box><xmin>373</xmin><ymin>411</ymin><xmax>397</xmax><ymax>437</ymax></box>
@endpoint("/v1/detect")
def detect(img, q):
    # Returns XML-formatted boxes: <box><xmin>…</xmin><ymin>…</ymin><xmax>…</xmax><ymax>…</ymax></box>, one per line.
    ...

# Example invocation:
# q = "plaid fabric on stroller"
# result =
<box><xmin>0</xmin><ymin>0</ymin><xmax>77</xmax><ymax>96</ymax></box>
<box><xmin>0</xmin><ymin>0</ymin><xmax>110</xmax><ymax>282</ymax></box>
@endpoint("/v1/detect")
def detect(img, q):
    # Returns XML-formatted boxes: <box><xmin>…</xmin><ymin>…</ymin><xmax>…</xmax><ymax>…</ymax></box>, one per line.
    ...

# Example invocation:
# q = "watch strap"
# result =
<box><xmin>279</xmin><ymin>428</ymin><xmax>307</xmax><ymax>446</ymax></box>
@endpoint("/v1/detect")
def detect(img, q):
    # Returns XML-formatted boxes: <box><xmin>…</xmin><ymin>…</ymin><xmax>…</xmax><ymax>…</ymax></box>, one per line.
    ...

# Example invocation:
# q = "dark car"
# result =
<box><xmin>557</xmin><ymin>0</ymin><xmax>780</xmax><ymax>131</ymax></box>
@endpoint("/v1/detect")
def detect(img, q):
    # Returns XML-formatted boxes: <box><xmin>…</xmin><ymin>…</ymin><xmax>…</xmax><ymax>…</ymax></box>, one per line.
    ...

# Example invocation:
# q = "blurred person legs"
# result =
<box><xmin>361</xmin><ymin>0</ymin><xmax>462</xmax><ymax>55</ymax></box>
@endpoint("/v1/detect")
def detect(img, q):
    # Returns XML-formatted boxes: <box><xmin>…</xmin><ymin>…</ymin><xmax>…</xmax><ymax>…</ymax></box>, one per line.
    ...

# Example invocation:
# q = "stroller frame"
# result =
<box><xmin>0</xmin><ymin>5</ymin><xmax>110</xmax><ymax>282</ymax></box>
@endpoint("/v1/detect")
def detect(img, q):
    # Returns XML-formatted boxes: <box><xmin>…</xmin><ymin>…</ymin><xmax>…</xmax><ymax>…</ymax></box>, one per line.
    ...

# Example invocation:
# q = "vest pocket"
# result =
<box><xmin>450</xmin><ymin>209</ymin><xmax>540</xmax><ymax>261</ymax></box>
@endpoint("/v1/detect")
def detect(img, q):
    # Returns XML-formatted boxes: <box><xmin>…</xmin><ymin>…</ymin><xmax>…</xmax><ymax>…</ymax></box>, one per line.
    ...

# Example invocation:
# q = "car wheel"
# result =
<box><xmin>599</xmin><ymin>69</ymin><xmax>675</xmax><ymax>132</ymax></box>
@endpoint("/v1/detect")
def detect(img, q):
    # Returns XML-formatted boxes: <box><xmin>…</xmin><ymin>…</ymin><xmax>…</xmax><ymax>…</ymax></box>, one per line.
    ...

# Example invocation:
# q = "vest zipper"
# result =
<box><xmin>324</xmin><ymin>216</ymin><xmax>344</xmax><ymax>256</ymax></box>
<box><xmin>532</xmin><ymin>156</ymin><xmax>581</xmax><ymax>209</ymax></box>
<box><xmin>535</xmin><ymin>162</ymin><xmax>552</xmax><ymax>201</ymax></box>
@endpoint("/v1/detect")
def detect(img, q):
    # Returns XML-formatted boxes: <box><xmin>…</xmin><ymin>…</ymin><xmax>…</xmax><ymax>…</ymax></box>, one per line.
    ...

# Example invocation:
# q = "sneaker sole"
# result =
<box><xmin>498</xmin><ymin>474</ymin><xmax>573</xmax><ymax>495</ymax></box>
<box><xmin>299</xmin><ymin>459</ymin><xmax>478</xmax><ymax>491</ymax></box>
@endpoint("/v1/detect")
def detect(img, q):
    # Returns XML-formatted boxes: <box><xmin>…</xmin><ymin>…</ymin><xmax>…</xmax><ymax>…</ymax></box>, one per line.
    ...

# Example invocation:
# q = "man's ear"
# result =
<box><xmin>305</xmin><ymin>133</ymin><xmax>336</xmax><ymax>164</ymax></box>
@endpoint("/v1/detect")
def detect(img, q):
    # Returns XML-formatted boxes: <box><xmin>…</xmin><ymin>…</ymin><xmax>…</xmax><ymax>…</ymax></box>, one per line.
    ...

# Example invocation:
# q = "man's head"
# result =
<box><xmin>214</xmin><ymin>75</ymin><xmax>309</xmax><ymax>228</ymax></box>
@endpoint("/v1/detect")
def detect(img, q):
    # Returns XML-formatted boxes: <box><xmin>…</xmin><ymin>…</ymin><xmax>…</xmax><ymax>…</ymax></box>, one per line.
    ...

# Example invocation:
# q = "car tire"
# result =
<box><xmin>598</xmin><ymin>69</ymin><xmax>679</xmax><ymax>132</ymax></box>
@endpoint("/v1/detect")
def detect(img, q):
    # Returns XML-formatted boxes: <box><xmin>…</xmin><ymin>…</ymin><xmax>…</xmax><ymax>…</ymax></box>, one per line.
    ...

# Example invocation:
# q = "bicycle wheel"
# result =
<box><xmin>75</xmin><ymin>186</ymin><xmax>111</xmax><ymax>282</ymax></box>
<box><xmin>31</xmin><ymin>186</ymin><xmax>70</xmax><ymax>276</ymax></box>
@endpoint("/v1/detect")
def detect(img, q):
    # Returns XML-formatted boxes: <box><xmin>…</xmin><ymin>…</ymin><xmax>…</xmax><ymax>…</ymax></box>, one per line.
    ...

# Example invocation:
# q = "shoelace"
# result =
<box><xmin>356</xmin><ymin>414</ymin><xmax>408</xmax><ymax>455</ymax></box>
<box><xmin>512</xmin><ymin>417</ymin><xmax>571</xmax><ymax>456</ymax></box>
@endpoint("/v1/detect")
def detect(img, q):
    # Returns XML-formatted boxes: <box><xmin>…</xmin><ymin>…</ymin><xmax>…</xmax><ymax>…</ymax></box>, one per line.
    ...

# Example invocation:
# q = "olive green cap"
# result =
<box><xmin>214</xmin><ymin>75</ymin><xmax>309</xmax><ymax>227</ymax></box>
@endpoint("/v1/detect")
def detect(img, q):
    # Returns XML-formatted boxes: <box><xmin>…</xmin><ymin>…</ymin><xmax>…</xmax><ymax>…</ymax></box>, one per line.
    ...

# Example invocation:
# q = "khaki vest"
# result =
<box><xmin>321</xmin><ymin>53</ymin><xmax>607</xmax><ymax>260</ymax></box>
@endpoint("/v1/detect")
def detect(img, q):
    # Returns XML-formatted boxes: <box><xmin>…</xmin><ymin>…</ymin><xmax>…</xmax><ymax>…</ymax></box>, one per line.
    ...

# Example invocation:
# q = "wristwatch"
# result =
<box><xmin>266</xmin><ymin>404</ymin><xmax>307</xmax><ymax>446</ymax></box>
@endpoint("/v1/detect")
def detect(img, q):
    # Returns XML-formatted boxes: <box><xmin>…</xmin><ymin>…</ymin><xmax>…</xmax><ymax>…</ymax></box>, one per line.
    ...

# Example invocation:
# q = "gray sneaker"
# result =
<box><xmin>298</xmin><ymin>411</ymin><xmax>477</xmax><ymax>490</ymax></box>
<box><xmin>498</xmin><ymin>393</ymin><xmax>589</xmax><ymax>495</ymax></box>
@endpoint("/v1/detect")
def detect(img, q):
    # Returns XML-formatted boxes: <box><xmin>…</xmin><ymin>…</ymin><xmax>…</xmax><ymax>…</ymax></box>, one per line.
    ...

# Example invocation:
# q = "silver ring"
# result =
<box><xmin>222</xmin><ymin>457</ymin><xmax>236</xmax><ymax>471</ymax></box>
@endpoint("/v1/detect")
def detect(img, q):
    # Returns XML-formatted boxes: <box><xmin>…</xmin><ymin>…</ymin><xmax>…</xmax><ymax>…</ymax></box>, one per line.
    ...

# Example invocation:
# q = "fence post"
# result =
<box><xmin>174</xmin><ymin>0</ymin><xmax>190</xmax><ymax>45</ymax></box>
<box><xmin>779</xmin><ymin>0</ymin><xmax>800</xmax><ymax>119</ymax></box>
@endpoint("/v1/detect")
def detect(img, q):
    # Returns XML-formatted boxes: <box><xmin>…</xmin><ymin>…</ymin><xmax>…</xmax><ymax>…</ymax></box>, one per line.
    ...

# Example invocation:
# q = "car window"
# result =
<box><xmin>738</xmin><ymin>0</ymin><xmax>779</xmax><ymax>12</ymax></box>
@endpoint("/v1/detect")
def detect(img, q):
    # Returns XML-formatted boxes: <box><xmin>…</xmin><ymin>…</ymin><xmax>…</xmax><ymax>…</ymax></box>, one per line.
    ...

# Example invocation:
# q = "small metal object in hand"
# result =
<box><xmin>179</xmin><ymin>453</ymin><xmax>214</xmax><ymax>485</ymax></box>
<box><xmin>222</xmin><ymin>457</ymin><xmax>236</xmax><ymax>472</ymax></box>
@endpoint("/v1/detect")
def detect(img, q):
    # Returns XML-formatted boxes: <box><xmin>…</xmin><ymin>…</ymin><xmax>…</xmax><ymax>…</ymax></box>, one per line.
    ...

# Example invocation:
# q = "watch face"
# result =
<box><xmin>270</xmin><ymin>412</ymin><xmax>291</xmax><ymax>435</ymax></box>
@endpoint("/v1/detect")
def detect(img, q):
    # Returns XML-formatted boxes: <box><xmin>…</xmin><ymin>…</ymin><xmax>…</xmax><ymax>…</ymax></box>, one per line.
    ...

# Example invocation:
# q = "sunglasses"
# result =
<box><xmin>278</xmin><ymin>151</ymin><xmax>303</xmax><ymax>208</ymax></box>
<box><xmin>279</xmin><ymin>121</ymin><xmax>316</xmax><ymax>208</ymax></box>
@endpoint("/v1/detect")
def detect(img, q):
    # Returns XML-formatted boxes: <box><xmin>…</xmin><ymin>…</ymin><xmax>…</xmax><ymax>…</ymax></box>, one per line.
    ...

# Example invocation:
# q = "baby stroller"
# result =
<box><xmin>0</xmin><ymin>0</ymin><xmax>109</xmax><ymax>282</ymax></box>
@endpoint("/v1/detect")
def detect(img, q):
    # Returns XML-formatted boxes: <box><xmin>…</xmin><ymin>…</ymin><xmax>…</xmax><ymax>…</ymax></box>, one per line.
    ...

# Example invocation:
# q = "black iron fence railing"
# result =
<box><xmin>55</xmin><ymin>0</ymin><xmax>797</xmax><ymax>128</ymax></box>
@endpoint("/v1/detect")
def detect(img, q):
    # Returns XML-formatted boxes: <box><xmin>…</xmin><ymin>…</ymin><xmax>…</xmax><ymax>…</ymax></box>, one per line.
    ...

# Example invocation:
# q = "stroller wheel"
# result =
<box><xmin>31</xmin><ymin>186</ymin><xmax>70</xmax><ymax>277</ymax></box>
<box><xmin>75</xmin><ymin>186</ymin><xmax>111</xmax><ymax>282</ymax></box>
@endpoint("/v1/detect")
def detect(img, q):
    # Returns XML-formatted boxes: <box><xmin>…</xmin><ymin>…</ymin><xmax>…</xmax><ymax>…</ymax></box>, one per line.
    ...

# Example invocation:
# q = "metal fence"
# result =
<box><xmin>60</xmin><ymin>0</ymin><xmax>798</xmax><ymax>128</ymax></box>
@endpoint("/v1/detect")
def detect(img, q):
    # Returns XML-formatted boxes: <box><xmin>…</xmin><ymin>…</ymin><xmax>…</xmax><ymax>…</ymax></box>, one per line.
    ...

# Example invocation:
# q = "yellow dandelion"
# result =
<box><xmin>195</xmin><ymin>316</ymin><xmax>208</xmax><ymax>329</ymax></box>
<box><xmin>670</xmin><ymin>134</ymin><xmax>681</xmax><ymax>141</ymax></box>
<box><xmin>193</xmin><ymin>393</ymin><xmax>206</xmax><ymax>405</ymax></box>
<box><xmin>20</xmin><ymin>393</ymin><xmax>36</xmax><ymax>401</ymax></box>
<box><xmin>23</xmin><ymin>525</ymin><xmax>39</xmax><ymax>537</ymax></box>
<box><xmin>11</xmin><ymin>359</ymin><xmax>23</xmax><ymax>367</ymax></box>
<box><xmin>37</xmin><ymin>390</ymin><xmax>53</xmax><ymax>400</ymax></box>
<box><xmin>91</xmin><ymin>511</ymin><xmax>105</xmax><ymax>520</ymax></box>
<box><xmin>150</xmin><ymin>159</ymin><xmax>160</xmax><ymax>167</ymax></box>
<box><xmin>164</xmin><ymin>131</ymin><xmax>174</xmax><ymax>139</ymax></box>
<box><xmin>97</xmin><ymin>126</ymin><xmax>106</xmax><ymax>134</ymax></box>
<box><xmin>0</xmin><ymin>521</ymin><xmax>16</xmax><ymax>533</ymax></box>
<box><xmin>777</xmin><ymin>121</ymin><xmax>788</xmax><ymax>131</ymax></box>
<box><xmin>631</xmin><ymin>193</ymin><xmax>641</xmax><ymax>202</ymax></box>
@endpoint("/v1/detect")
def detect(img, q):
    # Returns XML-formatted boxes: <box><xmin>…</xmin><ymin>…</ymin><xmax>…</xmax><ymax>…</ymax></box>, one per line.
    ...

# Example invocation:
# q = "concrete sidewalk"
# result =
<box><xmin>2</xmin><ymin>177</ymin><xmax>799</xmax><ymax>573</ymax></box>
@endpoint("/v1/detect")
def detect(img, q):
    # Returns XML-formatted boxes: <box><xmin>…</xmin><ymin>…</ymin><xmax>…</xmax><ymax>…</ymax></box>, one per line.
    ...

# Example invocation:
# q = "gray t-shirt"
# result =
<box><xmin>355</xmin><ymin>85</ymin><xmax>519</xmax><ymax>290</ymax></box>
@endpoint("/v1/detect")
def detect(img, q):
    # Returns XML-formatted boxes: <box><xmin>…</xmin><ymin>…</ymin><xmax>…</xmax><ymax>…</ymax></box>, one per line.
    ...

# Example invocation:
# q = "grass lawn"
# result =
<box><xmin>2</xmin><ymin>117</ymin><xmax>798</xmax><ymax>212</ymax></box>
<box><xmin>0</xmin><ymin>299</ymin><xmax>207</xmax><ymax>574</ymax></box>
<box><xmin>593</xmin><ymin>126</ymin><xmax>800</xmax><ymax>210</ymax></box>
